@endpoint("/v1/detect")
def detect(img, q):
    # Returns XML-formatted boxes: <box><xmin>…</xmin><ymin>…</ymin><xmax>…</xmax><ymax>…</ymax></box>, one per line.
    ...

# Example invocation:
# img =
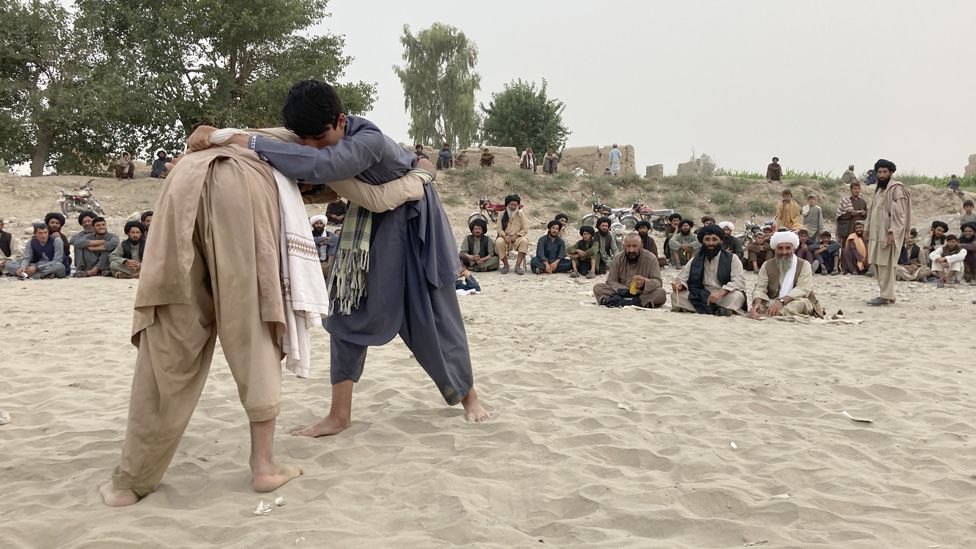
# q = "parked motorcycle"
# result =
<box><xmin>739</xmin><ymin>213</ymin><xmax>774</xmax><ymax>247</ymax></box>
<box><xmin>56</xmin><ymin>179</ymin><xmax>105</xmax><ymax>216</ymax></box>
<box><xmin>580</xmin><ymin>200</ymin><xmax>640</xmax><ymax>230</ymax></box>
<box><xmin>631</xmin><ymin>200</ymin><xmax>675</xmax><ymax>233</ymax></box>
<box><xmin>468</xmin><ymin>196</ymin><xmax>525</xmax><ymax>227</ymax></box>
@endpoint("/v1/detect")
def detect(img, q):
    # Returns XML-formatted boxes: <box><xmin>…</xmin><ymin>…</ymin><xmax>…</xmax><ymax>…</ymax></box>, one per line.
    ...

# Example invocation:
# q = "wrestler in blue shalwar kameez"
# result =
<box><xmin>251</xmin><ymin>116</ymin><xmax>474</xmax><ymax>405</ymax></box>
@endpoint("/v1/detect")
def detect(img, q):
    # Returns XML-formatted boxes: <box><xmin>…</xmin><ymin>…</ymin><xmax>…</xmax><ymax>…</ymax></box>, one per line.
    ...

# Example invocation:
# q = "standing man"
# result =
<box><xmin>609</xmin><ymin>144</ymin><xmax>622</xmax><ymax>176</ymax></box>
<box><xmin>495</xmin><ymin>194</ymin><xmax>529</xmax><ymax>275</ymax></box>
<box><xmin>802</xmin><ymin>194</ymin><xmax>825</xmax><ymax>241</ymax></box>
<box><xmin>865</xmin><ymin>159</ymin><xmax>912</xmax><ymax>306</ymax></box>
<box><xmin>841</xmin><ymin>164</ymin><xmax>858</xmax><ymax>186</ymax></box>
<box><xmin>835</xmin><ymin>182</ymin><xmax>868</xmax><ymax>244</ymax></box>
<box><xmin>774</xmin><ymin>189</ymin><xmax>803</xmax><ymax>231</ymax></box>
<box><xmin>766</xmin><ymin>156</ymin><xmax>782</xmax><ymax>184</ymax></box>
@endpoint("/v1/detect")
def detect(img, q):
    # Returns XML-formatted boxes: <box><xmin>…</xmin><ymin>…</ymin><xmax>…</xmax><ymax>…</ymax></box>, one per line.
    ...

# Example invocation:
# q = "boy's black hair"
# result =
<box><xmin>92</xmin><ymin>216</ymin><xmax>106</xmax><ymax>224</ymax></box>
<box><xmin>283</xmin><ymin>80</ymin><xmax>343</xmax><ymax>137</ymax></box>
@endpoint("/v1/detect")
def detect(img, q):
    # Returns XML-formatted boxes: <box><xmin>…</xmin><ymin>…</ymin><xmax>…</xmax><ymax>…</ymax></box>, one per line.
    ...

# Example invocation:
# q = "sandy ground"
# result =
<box><xmin>2</xmin><ymin>173</ymin><xmax>976</xmax><ymax>547</ymax></box>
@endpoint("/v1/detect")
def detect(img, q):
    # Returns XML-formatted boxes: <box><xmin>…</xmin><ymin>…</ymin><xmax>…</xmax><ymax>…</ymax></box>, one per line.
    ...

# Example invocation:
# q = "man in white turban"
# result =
<box><xmin>749</xmin><ymin>230</ymin><xmax>824</xmax><ymax>319</ymax></box>
<box><xmin>718</xmin><ymin>221</ymin><xmax>744</xmax><ymax>261</ymax></box>
<box><xmin>309</xmin><ymin>214</ymin><xmax>338</xmax><ymax>276</ymax></box>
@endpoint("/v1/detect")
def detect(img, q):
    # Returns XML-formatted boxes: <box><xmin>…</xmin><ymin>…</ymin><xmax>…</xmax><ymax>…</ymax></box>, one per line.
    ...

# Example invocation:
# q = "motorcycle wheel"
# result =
<box><xmin>91</xmin><ymin>200</ymin><xmax>105</xmax><ymax>215</ymax></box>
<box><xmin>467</xmin><ymin>212</ymin><xmax>487</xmax><ymax>228</ymax></box>
<box><xmin>619</xmin><ymin>214</ymin><xmax>639</xmax><ymax>230</ymax></box>
<box><xmin>652</xmin><ymin>218</ymin><xmax>668</xmax><ymax>233</ymax></box>
<box><xmin>580</xmin><ymin>213</ymin><xmax>597</xmax><ymax>227</ymax></box>
<box><xmin>60</xmin><ymin>201</ymin><xmax>72</xmax><ymax>216</ymax></box>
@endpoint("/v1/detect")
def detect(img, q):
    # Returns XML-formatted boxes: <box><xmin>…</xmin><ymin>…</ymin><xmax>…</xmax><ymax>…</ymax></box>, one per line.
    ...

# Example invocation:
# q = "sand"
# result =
<box><xmin>2</xmin><ymin>174</ymin><xmax>976</xmax><ymax>548</ymax></box>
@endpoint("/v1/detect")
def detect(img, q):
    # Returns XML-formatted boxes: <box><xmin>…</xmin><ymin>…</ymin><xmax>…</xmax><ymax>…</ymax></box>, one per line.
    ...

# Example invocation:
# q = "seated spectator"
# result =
<box><xmin>840</xmin><ymin>220</ymin><xmax>869</xmax><ymax>275</ymax></box>
<box><xmin>0</xmin><ymin>217</ymin><xmax>20</xmax><ymax>273</ymax></box>
<box><xmin>700</xmin><ymin>215</ymin><xmax>715</xmax><ymax>228</ymax></box>
<box><xmin>745</xmin><ymin>227</ymin><xmax>774</xmax><ymax>272</ymax></box>
<box><xmin>671</xmin><ymin>224</ymin><xmax>746</xmax><ymax>315</ymax></box>
<box><xmin>593</xmin><ymin>232</ymin><xmax>667</xmax><ymax>308</ymax></box>
<box><xmin>460</xmin><ymin>218</ymin><xmax>499</xmax><ymax>272</ymax></box>
<box><xmin>326</xmin><ymin>199</ymin><xmax>347</xmax><ymax>225</ymax></box>
<box><xmin>961</xmin><ymin>200</ymin><xmax>976</xmax><ymax>229</ymax></box>
<box><xmin>775</xmin><ymin>189</ymin><xmax>803</xmax><ymax>230</ymax></box>
<box><xmin>553</xmin><ymin>213</ymin><xmax>570</xmax><ymax>236</ymax></box>
<box><xmin>948</xmin><ymin>174</ymin><xmax>961</xmax><ymax>193</ymax></box>
<box><xmin>69</xmin><ymin>211</ymin><xmax>97</xmax><ymax>269</ymax></box>
<box><xmin>719</xmin><ymin>221</ymin><xmax>745</xmax><ymax>263</ymax></box>
<box><xmin>896</xmin><ymin>230</ymin><xmax>931</xmax><ymax>282</ymax></box>
<box><xmin>495</xmin><ymin>194</ymin><xmax>529</xmax><ymax>274</ymax></box>
<box><xmin>3</xmin><ymin>223</ymin><xmax>66</xmax><ymax>279</ymax></box>
<box><xmin>140</xmin><ymin>211</ymin><xmax>154</xmax><ymax>239</ymax></box>
<box><xmin>593</xmin><ymin>217</ymin><xmax>620</xmax><ymax>274</ymax></box>
<box><xmin>74</xmin><ymin>216</ymin><xmax>119</xmax><ymax>277</ymax></box>
<box><xmin>310</xmin><ymin>215</ymin><xmax>339</xmax><ymax>278</ymax></box>
<box><xmin>669</xmin><ymin>218</ymin><xmax>701</xmax><ymax>268</ymax></box>
<box><xmin>749</xmin><ymin>231</ymin><xmax>824</xmax><ymax>319</ymax></box>
<box><xmin>456</xmin><ymin>255</ymin><xmax>482</xmax><ymax>294</ymax></box>
<box><xmin>150</xmin><ymin>149</ymin><xmax>172</xmax><ymax>178</ymax></box>
<box><xmin>45</xmin><ymin>212</ymin><xmax>72</xmax><ymax>275</ymax></box>
<box><xmin>920</xmin><ymin>220</ymin><xmax>948</xmax><ymax>267</ymax></box>
<box><xmin>436</xmin><ymin>143</ymin><xmax>454</xmax><ymax>170</ymax></box>
<box><xmin>958</xmin><ymin>222</ymin><xmax>976</xmax><ymax>282</ymax></box>
<box><xmin>115</xmin><ymin>152</ymin><xmax>135</xmax><ymax>180</ymax></box>
<box><xmin>519</xmin><ymin>148</ymin><xmax>536</xmax><ymax>172</ymax></box>
<box><xmin>635</xmin><ymin>220</ymin><xmax>658</xmax><ymax>256</ymax></box>
<box><xmin>811</xmin><ymin>231</ymin><xmax>841</xmax><ymax>274</ymax></box>
<box><xmin>414</xmin><ymin>144</ymin><xmax>428</xmax><ymax>160</ymax></box>
<box><xmin>662</xmin><ymin>212</ymin><xmax>683</xmax><ymax>260</ymax></box>
<box><xmin>569</xmin><ymin>225</ymin><xmax>599</xmax><ymax>279</ymax></box>
<box><xmin>480</xmin><ymin>148</ymin><xmax>495</xmax><ymax>168</ymax></box>
<box><xmin>531</xmin><ymin>221</ymin><xmax>571</xmax><ymax>274</ymax></box>
<box><xmin>795</xmin><ymin>229</ymin><xmax>817</xmax><ymax>271</ymax></box>
<box><xmin>111</xmin><ymin>221</ymin><xmax>146</xmax><ymax>279</ymax></box>
<box><xmin>930</xmin><ymin>234</ymin><xmax>967</xmax><ymax>287</ymax></box>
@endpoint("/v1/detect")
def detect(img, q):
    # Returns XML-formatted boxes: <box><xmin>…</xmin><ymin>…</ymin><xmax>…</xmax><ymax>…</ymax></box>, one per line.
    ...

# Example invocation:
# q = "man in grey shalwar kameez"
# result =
<box><xmin>196</xmin><ymin>80</ymin><xmax>489</xmax><ymax>435</ymax></box>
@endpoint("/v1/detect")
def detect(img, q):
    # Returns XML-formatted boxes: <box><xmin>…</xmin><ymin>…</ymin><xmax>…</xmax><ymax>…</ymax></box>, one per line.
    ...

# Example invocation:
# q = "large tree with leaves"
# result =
<box><xmin>480</xmin><ymin>79</ymin><xmax>570</xmax><ymax>155</ymax></box>
<box><xmin>0</xmin><ymin>0</ymin><xmax>151</xmax><ymax>176</ymax></box>
<box><xmin>394</xmin><ymin>23</ymin><xmax>480</xmax><ymax>149</ymax></box>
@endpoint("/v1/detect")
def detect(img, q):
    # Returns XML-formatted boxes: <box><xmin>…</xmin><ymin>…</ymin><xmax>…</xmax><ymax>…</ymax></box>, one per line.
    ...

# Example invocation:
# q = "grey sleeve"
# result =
<box><xmin>103</xmin><ymin>234</ymin><xmax>120</xmax><ymax>253</ymax></box>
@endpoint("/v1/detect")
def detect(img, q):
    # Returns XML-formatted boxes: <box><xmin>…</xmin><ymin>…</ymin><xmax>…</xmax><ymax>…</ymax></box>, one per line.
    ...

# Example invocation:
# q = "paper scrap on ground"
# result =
<box><xmin>842</xmin><ymin>410</ymin><xmax>874</xmax><ymax>423</ymax></box>
<box><xmin>275</xmin><ymin>496</ymin><xmax>286</xmax><ymax>507</ymax></box>
<box><xmin>253</xmin><ymin>500</ymin><xmax>273</xmax><ymax>516</ymax></box>
<box><xmin>730</xmin><ymin>441</ymin><xmax>738</xmax><ymax>449</ymax></box>
<box><xmin>0</xmin><ymin>411</ymin><xmax>10</xmax><ymax>425</ymax></box>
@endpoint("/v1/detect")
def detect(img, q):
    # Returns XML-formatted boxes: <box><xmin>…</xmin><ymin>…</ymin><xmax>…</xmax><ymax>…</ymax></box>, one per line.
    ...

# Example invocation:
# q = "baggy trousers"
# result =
<box><xmin>112</xmin><ymin>175</ymin><xmax>282</xmax><ymax>497</ymax></box>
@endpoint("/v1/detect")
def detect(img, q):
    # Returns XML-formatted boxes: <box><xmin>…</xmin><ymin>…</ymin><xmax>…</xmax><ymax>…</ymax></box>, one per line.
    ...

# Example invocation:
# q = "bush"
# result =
<box><xmin>746</xmin><ymin>198</ymin><xmax>773</xmax><ymax>216</ymax></box>
<box><xmin>664</xmin><ymin>191</ymin><xmax>693</xmax><ymax>210</ymax></box>
<box><xmin>557</xmin><ymin>199</ymin><xmax>579</xmax><ymax>214</ymax></box>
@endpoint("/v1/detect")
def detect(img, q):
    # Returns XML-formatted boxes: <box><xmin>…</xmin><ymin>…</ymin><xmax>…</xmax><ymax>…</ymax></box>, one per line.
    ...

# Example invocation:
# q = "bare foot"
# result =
<box><xmin>462</xmin><ymin>388</ymin><xmax>490</xmax><ymax>422</ymax></box>
<box><xmin>99</xmin><ymin>482</ymin><xmax>140</xmax><ymax>507</ymax></box>
<box><xmin>289</xmin><ymin>414</ymin><xmax>350</xmax><ymax>437</ymax></box>
<box><xmin>251</xmin><ymin>463</ymin><xmax>302</xmax><ymax>493</ymax></box>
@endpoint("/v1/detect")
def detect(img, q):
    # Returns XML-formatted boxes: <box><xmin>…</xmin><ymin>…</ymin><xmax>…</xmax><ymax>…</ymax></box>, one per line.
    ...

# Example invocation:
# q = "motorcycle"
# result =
<box><xmin>631</xmin><ymin>200</ymin><xmax>675</xmax><ymax>233</ymax></box>
<box><xmin>468</xmin><ymin>196</ymin><xmax>524</xmax><ymax>227</ymax></box>
<box><xmin>739</xmin><ymin>213</ymin><xmax>774</xmax><ymax>247</ymax></box>
<box><xmin>580</xmin><ymin>199</ymin><xmax>640</xmax><ymax>231</ymax></box>
<box><xmin>56</xmin><ymin>179</ymin><xmax>105</xmax><ymax>216</ymax></box>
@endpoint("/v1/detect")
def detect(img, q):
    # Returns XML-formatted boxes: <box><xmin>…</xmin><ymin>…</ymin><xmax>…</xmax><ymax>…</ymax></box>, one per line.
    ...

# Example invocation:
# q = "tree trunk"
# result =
<box><xmin>30</xmin><ymin>126</ymin><xmax>54</xmax><ymax>177</ymax></box>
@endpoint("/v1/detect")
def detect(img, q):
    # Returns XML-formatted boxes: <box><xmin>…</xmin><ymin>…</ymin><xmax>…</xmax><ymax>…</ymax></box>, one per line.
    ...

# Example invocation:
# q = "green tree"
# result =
<box><xmin>480</xmin><ymin>79</ymin><xmax>570</xmax><ymax>156</ymax></box>
<box><xmin>78</xmin><ymin>0</ymin><xmax>377</xmax><ymax>148</ymax></box>
<box><xmin>0</xmin><ymin>0</ymin><xmax>147</xmax><ymax>176</ymax></box>
<box><xmin>394</xmin><ymin>23</ymin><xmax>480</xmax><ymax>149</ymax></box>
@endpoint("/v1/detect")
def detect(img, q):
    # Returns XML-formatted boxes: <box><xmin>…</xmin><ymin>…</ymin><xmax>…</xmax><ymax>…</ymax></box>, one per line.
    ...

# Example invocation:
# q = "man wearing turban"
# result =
<box><xmin>460</xmin><ymin>218</ymin><xmax>499</xmax><ymax>272</ymax></box>
<box><xmin>671</xmin><ymin>224</ymin><xmax>747</xmax><ymax>315</ymax></box>
<box><xmin>865</xmin><ymin>159</ymin><xmax>912</xmax><ymax>305</ymax></box>
<box><xmin>569</xmin><ymin>225</ymin><xmax>600</xmax><ymax>278</ymax></box>
<box><xmin>719</xmin><ymin>221</ymin><xmax>744</xmax><ymax>262</ymax></box>
<box><xmin>495</xmin><ymin>194</ymin><xmax>529</xmax><ymax>274</ymax></box>
<box><xmin>669</xmin><ymin>218</ymin><xmax>701</xmax><ymax>267</ymax></box>
<box><xmin>749</xmin><ymin>230</ymin><xmax>824</xmax><ymax>319</ymax></box>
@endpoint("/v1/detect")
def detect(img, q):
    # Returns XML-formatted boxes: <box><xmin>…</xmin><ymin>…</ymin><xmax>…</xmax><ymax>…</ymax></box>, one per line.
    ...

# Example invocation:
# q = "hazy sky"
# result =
<box><xmin>315</xmin><ymin>0</ymin><xmax>975</xmax><ymax>176</ymax></box>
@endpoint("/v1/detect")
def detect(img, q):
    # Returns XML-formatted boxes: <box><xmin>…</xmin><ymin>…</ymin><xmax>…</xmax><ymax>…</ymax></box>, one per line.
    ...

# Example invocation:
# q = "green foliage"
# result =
<box><xmin>480</xmin><ymin>79</ymin><xmax>569</xmax><ymax>156</ymax></box>
<box><xmin>663</xmin><ymin>191</ymin><xmax>693</xmax><ymax>210</ymax></box>
<box><xmin>395</xmin><ymin>23</ymin><xmax>480</xmax><ymax>149</ymax></box>
<box><xmin>715</xmin><ymin>168</ymin><xmax>836</xmax><ymax>181</ymax></box>
<box><xmin>897</xmin><ymin>173</ymin><xmax>976</xmax><ymax>189</ymax></box>
<box><xmin>580</xmin><ymin>176</ymin><xmax>615</xmax><ymax>199</ymax></box>
<box><xmin>557</xmin><ymin>199</ymin><xmax>579</xmax><ymax>214</ymax></box>
<box><xmin>746</xmin><ymin>198</ymin><xmax>773</xmax><ymax>216</ymax></box>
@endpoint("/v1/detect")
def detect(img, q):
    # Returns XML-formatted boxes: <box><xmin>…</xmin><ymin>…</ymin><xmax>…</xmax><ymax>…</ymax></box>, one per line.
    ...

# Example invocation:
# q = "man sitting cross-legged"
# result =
<box><xmin>895</xmin><ymin>230</ymin><xmax>931</xmax><ymax>282</ymax></box>
<box><xmin>593</xmin><ymin>216</ymin><xmax>620</xmax><ymax>274</ymax></box>
<box><xmin>69</xmin><ymin>210</ymin><xmax>97</xmax><ymax>270</ymax></box>
<box><xmin>0</xmin><ymin>217</ymin><xmax>19</xmax><ymax>273</ymax></box>
<box><xmin>569</xmin><ymin>225</ymin><xmax>599</xmax><ymax>279</ymax></box>
<box><xmin>749</xmin><ymin>230</ymin><xmax>825</xmax><ymax>319</ymax></box>
<box><xmin>460</xmin><ymin>218</ymin><xmax>499</xmax><ymax>272</ymax></box>
<box><xmin>3</xmin><ymin>223</ymin><xmax>66</xmax><ymax>279</ymax></box>
<box><xmin>840</xmin><ymin>220</ymin><xmax>869</xmax><ymax>275</ymax></box>
<box><xmin>959</xmin><ymin>222</ymin><xmax>976</xmax><ymax>283</ymax></box>
<box><xmin>74</xmin><ymin>216</ymin><xmax>119</xmax><ymax>277</ymax></box>
<box><xmin>719</xmin><ymin>221</ymin><xmax>745</xmax><ymax>263</ymax></box>
<box><xmin>110</xmin><ymin>221</ymin><xmax>146</xmax><ymax>279</ymax></box>
<box><xmin>531</xmin><ymin>220</ymin><xmax>572</xmax><ymax>275</ymax></box>
<box><xmin>495</xmin><ymin>194</ymin><xmax>529</xmax><ymax>275</ymax></box>
<box><xmin>593</xmin><ymin>232</ymin><xmax>667</xmax><ymax>308</ymax></box>
<box><xmin>794</xmin><ymin>229</ymin><xmax>818</xmax><ymax>272</ymax></box>
<box><xmin>810</xmin><ymin>231</ymin><xmax>841</xmax><ymax>274</ymax></box>
<box><xmin>669</xmin><ymin>218</ymin><xmax>700</xmax><ymax>268</ymax></box>
<box><xmin>745</xmin><ymin>227</ymin><xmax>774</xmax><ymax>272</ymax></box>
<box><xmin>929</xmin><ymin>234</ymin><xmax>967</xmax><ymax>288</ymax></box>
<box><xmin>671</xmin><ymin>224</ymin><xmax>747</xmax><ymax>315</ymax></box>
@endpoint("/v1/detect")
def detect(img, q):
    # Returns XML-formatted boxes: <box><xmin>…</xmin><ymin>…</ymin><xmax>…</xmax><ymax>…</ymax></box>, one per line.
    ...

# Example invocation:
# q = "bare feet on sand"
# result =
<box><xmin>251</xmin><ymin>462</ymin><xmax>303</xmax><ymax>493</ymax></box>
<box><xmin>99</xmin><ymin>482</ymin><xmax>140</xmax><ymax>507</ymax></box>
<box><xmin>462</xmin><ymin>388</ymin><xmax>491</xmax><ymax>422</ymax></box>
<box><xmin>289</xmin><ymin>414</ymin><xmax>351</xmax><ymax>438</ymax></box>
